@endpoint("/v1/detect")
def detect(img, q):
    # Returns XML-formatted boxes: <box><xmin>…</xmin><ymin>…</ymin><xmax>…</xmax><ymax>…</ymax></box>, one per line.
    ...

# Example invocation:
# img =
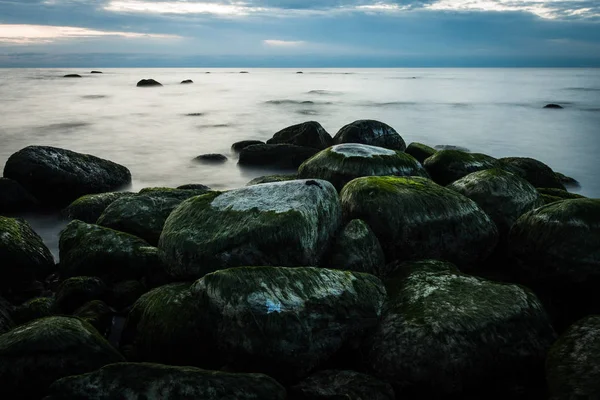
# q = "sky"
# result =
<box><xmin>0</xmin><ymin>0</ymin><xmax>599</xmax><ymax>67</ymax></box>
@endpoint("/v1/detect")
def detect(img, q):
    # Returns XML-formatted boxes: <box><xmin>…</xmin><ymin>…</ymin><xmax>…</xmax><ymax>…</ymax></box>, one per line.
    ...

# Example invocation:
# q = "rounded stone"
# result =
<box><xmin>266</xmin><ymin>121</ymin><xmax>333</xmax><ymax>150</ymax></box>
<box><xmin>63</xmin><ymin>192</ymin><xmax>134</xmax><ymax>224</ymax></box>
<box><xmin>333</xmin><ymin>120</ymin><xmax>406</xmax><ymax>151</ymax></box>
<box><xmin>405</xmin><ymin>142</ymin><xmax>437</xmax><ymax>163</ymax></box>
<box><xmin>54</xmin><ymin>276</ymin><xmax>107</xmax><ymax>314</ymax></box>
<box><xmin>238</xmin><ymin>144</ymin><xmax>319</xmax><ymax>169</ymax></box>
<box><xmin>499</xmin><ymin>157</ymin><xmax>565</xmax><ymax>190</ymax></box>
<box><xmin>423</xmin><ymin>150</ymin><xmax>500</xmax><ymax>186</ymax></box>
<box><xmin>136</xmin><ymin>79</ymin><xmax>162</xmax><ymax>87</ymax></box>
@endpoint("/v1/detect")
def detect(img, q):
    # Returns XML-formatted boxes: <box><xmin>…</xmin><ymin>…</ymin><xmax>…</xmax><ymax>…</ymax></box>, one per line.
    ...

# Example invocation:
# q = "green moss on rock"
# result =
<box><xmin>423</xmin><ymin>150</ymin><xmax>500</xmax><ymax>186</ymax></box>
<box><xmin>537</xmin><ymin>188</ymin><xmax>585</xmax><ymax>205</ymax></box>
<box><xmin>267</xmin><ymin>121</ymin><xmax>333</xmax><ymax>150</ymax></box>
<box><xmin>12</xmin><ymin>297</ymin><xmax>54</xmax><ymax>325</ymax></box>
<box><xmin>290</xmin><ymin>370</ymin><xmax>395</xmax><ymax>400</ymax></box>
<box><xmin>333</xmin><ymin>120</ymin><xmax>406</xmax><ymax>151</ymax></box>
<box><xmin>63</xmin><ymin>192</ymin><xmax>134</xmax><ymax>223</ymax></box>
<box><xmin>55</xmin><ymin>277</ymin><xmax>107</xmax><ymax>314</ymax></box>
<box><xmin>246</xmin><ymin>174</ymin><xmax>298</xmax><ymax>186</ymax></box>
<box><xmin>500</xmin><ymin>157</ymin><xmax>565</xmax><ymax>190</ymax></box>
<box><xmin>405</xmin><ymin>142</ymin><xmax>437</xmax><ymax>163</ymax></box>
<box><xmin>73</xmin><ymin>300</ymin><xmax>114</xmax><ymax>337</ymax></box>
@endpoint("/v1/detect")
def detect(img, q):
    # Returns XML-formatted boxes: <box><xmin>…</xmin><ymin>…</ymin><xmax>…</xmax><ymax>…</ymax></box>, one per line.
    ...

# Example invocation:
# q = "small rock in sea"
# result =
<box><xmin>90</xmin><ymin>71</ymin><xmax>102</xmax><ymax>74</ymax></box>
<box><xmin>136</xmin><ymin>79</ymin><xmax>162</xmax><ymax>87</ymax></box>
<box><xmin>239</xmin><ymin>71</ymin><xmax>249</xmax><ymax>74</ymax></box>
<box><xmin>544</xmin><ymin>103</ymin><xmax>563</xmax><ymax>109</ymax></box>
<box><xmin>205</xmin><ymin>72</ymin><xmax>211</xmax><ymax>74</ymax></box>
<box><xmin>194</xmin><ymin>154</ymin><xmax>228</xmax><ymax>164</ymax></box>
<box><xmin>181</xmin><ymin>79</ymin><xmax>193</xmax><ymax>84</ymax></box>
<box><xmin>231</xmin><ymin>140</ymin><xmax>265</xmax><ymax>152</ymax></box>
<box><xmin>296</xmin><ymin>71</ymin><xmax>304</xmax><ymax>74</ymax></box>
<box><xmin>186</xmin><ymin>112</ymin><xmax>204</xmax><ymax>117</ymax></box>
<box><xmin>63</xmin><ymin>74</ymin><xmax>82</xmax><ymax>78</ymax></box>
<box><xmin>177</xmin><ymin>184</ymin><xmax>211</xmax><ymax>190</ymax></box>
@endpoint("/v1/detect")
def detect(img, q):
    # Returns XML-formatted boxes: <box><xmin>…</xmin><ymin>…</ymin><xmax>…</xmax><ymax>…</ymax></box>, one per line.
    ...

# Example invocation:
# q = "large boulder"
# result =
<box><xmin>546</xmin><ymin>315</ymin><xmax>600</xmax><ymax>400</ymax></box>
<box><xmin>136</xmin><ymin>79</ymin><xmax>162</xmax><ymax>87</ymax></box>
<box><xmin>405</xmin><ymin>142</ymin><xmax>437</xmax><ymax>163</ymax></box>
<box><xmin>290</xmin><ymin>370</ymin><xmax>395</xmax><ymax>400</ymax></box>
<box><xmin>238</xmin><ymin>144</ymin><xmax>319</xmax><ymax>169</ymax></box>
<box><xmin>333</xmin><ymin>120</ymin><xmax>406</xmax><ymax>151</ymax></box>
<box><xmin>0</xmin><ymin>297</ymin><xmax>13</xmax><ymax>335</ymax></box>
<box><xmin>423</xmin><ymin>150</ymin><xmax>500</xmax><ymax>186</ymax></box>
<box><xmin>160</xmin><ymin>180</ymin><xmax>341</xmax><ymax>280</ymax></box>
<box><xmin>447</xmin><ymin>168</ymin><xmax>543</xmax><ymax>236</ymax></box>
<box><xmin>500</xmin><ymin>157</ymin><xmax>565</xmax><ymax>190</ymax></box>
<box><xmin>298</xmin><ymin>143</ymin><xmax>428</xmax><ymax>191</ymax></box>
<box><xmin>47</xmin><ymin>362</ymin><xmax>286</xmax><ymax>400</ymax></box>
<box><xmin>537</xmin><ymin>188</ymin><xmax>585</xmax><ymax>205</ymax></box>
<box><xmin>73</xmin><ymin>300</ymin><xmax>114</xmax><ymax>337</ymax></box>
<box><xmin>192</xmin><ymin>266</ymin><xmax>386</xmax><ymax>382</ymax></box>
<box><xmin>106</xmin><ymin>280</ymin><xmax>146</xmax><ymax>311</ymax></box>
<box><xmin>97</xmin><ymin>187</ymin><xmax>210</xmax><ymax>245</ymax></box>
<box><xmin>3</xmin><ymin>146</ymin><xmax>131</xmax><ymax>208</ymax></box>
<box><xmin>54</xmin><ymin>277</ymin><xmax>107</xmax><ymax>314</ymax></box>
<box><xmin>246</xmin><ymin>174</ymin><xmax>297</xmax><ymax>186</ymax></box>
<box><xmin>0</xmin><ymin>316</ymin><xmax>124</xmax><ymax>399</ymax></box>
<box><xmin>0</xmin><ymin>217</ymin><xmax>54</xmax><ymax>300</ymax></box>
<box><xmin>367</xmin><ymin>260</ymin><xmax>555</xmax><ymax>398</ymax></box>
<box><xmin>340</xmin><ymin>176</ymin><xmax>498</xmax><ymax>268</ymax></box>
<box><xmin>231</xmin><ymin>140</ymin><xmax>264</xmax><ymax>152</ymax></box>
<box><xmin>59</xmin><ymin>220</ymin><xmax>166</xmax><ymax>284</ymax></box>
<box><xmin>267</xmin><ymin>121</ymin><xmax>333</xmax><ymax>150</ymax></box>
<box><xmin>12</xmin><ymin>297</ymin><xmax>54</xmax><ymax>325</ymax></box>
<box><xmin>63</xmin><ymin>192</ymin><xmax>134</xmax><ymax>223</ymax></box>
<box><xmin>0</xmin><ymin>178</ymin><xmax>39</xmax><ymax>215</ymax></box>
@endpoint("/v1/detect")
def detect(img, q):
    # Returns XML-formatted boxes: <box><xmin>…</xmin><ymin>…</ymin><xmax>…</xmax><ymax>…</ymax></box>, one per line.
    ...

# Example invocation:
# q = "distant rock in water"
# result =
<box><xmin>63</xmin><ymin>74</ymin><xmax>82</xmax><ymax>78</ymax></box>
<box><xmin>544</xmin><ymin>103</ymin><xmax>563</xmax><ymax>109</ymax></box>
<box><xmin>240</xmin><ymin>71</ymin><xmax>249</xmax><ymax>74</ymax></box>
<box><xmin>296</xmin><ymin>71</ymin><xmax>304</xmax><ymax>74</ymax></box>
<box><xmin>194</xmin><ymin>154</ymin><xmax>228</xmax><ymax>164</ymax></box>
<box><xmin>136</xmin><ymin>79</ymin><xmax>162</xmax><ymax>87</ymax></box>
<box><xmin>186</xmin><ymin>112</ymin><xmax>204</xmax><ymax>117</ymax></box>
<box><xmin>181</xmin><ymin>79</ymin><xmax>193</xmax><ymax>84</ymax></box>
<box><xmin>231</xmin><ymin>140</ymin><xmax>264</xmax><ymax>152</ymax></box>
<box><xmin>90</xmin><ymin>71</ymin><xmax>102</xmax><ymax>74</ymax></box>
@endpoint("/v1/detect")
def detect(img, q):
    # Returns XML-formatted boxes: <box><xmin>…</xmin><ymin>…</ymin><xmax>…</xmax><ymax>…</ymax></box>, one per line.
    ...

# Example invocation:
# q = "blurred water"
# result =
<box><xmin>1</xmin><ymin>68</ymin><xmax>599</xmax><ymax>256</ymax></box>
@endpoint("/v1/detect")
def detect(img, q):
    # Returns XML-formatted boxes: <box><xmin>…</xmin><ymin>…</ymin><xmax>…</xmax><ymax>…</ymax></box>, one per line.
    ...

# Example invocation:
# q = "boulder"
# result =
<box><xmin>555</xmin><ymin>172</ymin><xmax>579</xmax><ymax>187</ymax></box>
<box><xmin>192</xmin><ymin>266</ymin><xmax>386</xmax><ymax>382</ymax></box>
<box><xmin>447</xmin><ymin>168</ymin><xmax>543</xmax><ymax>236</ymax></box>
<box><xmin>90</xmin><ymin>71</ymin><xmax>102</xmax><ymax>74</ymax></box>
<box><xmin>159</xmin><ymin>180</ymin><xmax>341</xmax><ymax>279</ymax></box>
<box><xmin>500</xmin><ymin>157</ymin><xmax>565</xmax><ymax>190</ymax></box>
<box><xmin>181</xmin><ymin>79</ymin><xmax>193</xmax><ymax>84</ymax></box>
<box><xmin>54</xmin><ymin>277</ymin><xmax>107</xmax><ymax>314</ymax></box>
<box><xmin>0</xmin><ymin>297</ymin><xmax>13</xmax><ymax>334</ymax></box>
<box><xmin>177</xmin><ymin>183</ymin><xmax>211</xmax><ymax>190</ymax></box>
<box><xmin>405</xmin><ymin>142</ymin><xmax>437</xmax><ymax>163</ymax></box>
<box><xmin>290</xmin><ymin>370</ymin><xmax>395</xmax><ymax>400</ymax></box>
<box><xmin>340</xmin><ymin>176</ymin><xmax>498</xmax><ymax>268</ymax></box>
<box><xmin>194</xmin><ymin>153</ymin><xmax>228</xmax><ymax>163</ymax></box>
<box><xmin>0</xmin><ymin>217</ymin><xmax>54</xmax><ymax>299</ymax></box>
<box><xmin>106</xmin><ymin>280</ymin><xmax>146</xmax><ymax>311</ymax></box>
<box><xmin>0</xmin><ymin>178</ymin><xmax>39</xmax><ymax>215</ymax></box>
<box><xmin>423</xmin><ymin>150</ymin><xmax>500</xmax><ymax>186</ymax></box>
<box><xmin>0</xmin><ymin>316</ymin><xmax>124</xmax><ymax>399</ymax></box>
<box><xmin>546</xmin><ymin>315</ymin><xmax>600</xmax><ymax>400</ymax></box>
<box><xmin>59</xmin><ymin>220</ymin><xmax>166</xmax><ymax>284</ymax></box>
<box><xmin>12</xmin><ymin>297</ymin><xmax>54</xmax><ymax>325</ymax></box>
<box><xmin>73</xmin><ymin>300</ymin><xmax>114</xmax><ymax>337</ymax></box>
<box><xmin>325</xmin><ymin>219</ymin><xmax>385</xmax><ymax>276</ymax></box>
<box><xmin>3</xmin><ymin>146</ymin><xmax>132</xmax><ymax>208</ymax></box>
<box><xmin>266</xmin><ymin>121</ymin><xmax>333</xmax><ymax>150</ymax></box>
<box><xmin>544</xmin><ymin>104</ymin><xmax>563</xmax><ymax>109</ymax></box>
<box><xmin>333</xmin><ymin>120</ymin><xmax>406</xmax><ymax>151</ymax></box>
<box><xmin>238</xmin><ymin>144</ymin><xmax>319</xmax><ymax>169</ymax></box>
<box><xmin>231</xmin><ymin>140</ymin><xmax>264</xmax><ymax>152</ymax></box>
<box><xmin>63</xmin><ymin>74</ymin><xmax>81</xmax><ymax>78</ymax></box>
<box><xmin>136</xmin><ymin>79</ymin><xmax>162</xmax><ymax>87</ymax></box>
<box><xmin>47</xmin><ymin>362</ymin><xmax>286</xmax><ymax>400</ymax></box>
<box><xmin>434</xmin><ymin>144</ymin><xmax>470</xmax><ymax>152</ymax></box>
<box><xmin>97</xmin><ymin>187</ymin><xmax>211</xmax><ymax>245</ymax></box>
<box><xmin>63</xmin><ymin>192</ymin><xmax>134</xmax><ymax>223</ymax></box>
<box><xmin>537</xmin><ymin>188</ymin><xmax>585</xmax><ymax>205</ymax></box>
<box><xmin>246</xmin><ymin>174</ymin><xmax>297</xmax><ymax>186</ymax></box>
<box><xmin>367</xmin><ymin>260</ymin><xmax>555</xmax><ymax>398</ymax></box>
<box><xmin>298</xmin><ymin>143</ymin><xmax>428</xmax><ymax>191</ymax></box>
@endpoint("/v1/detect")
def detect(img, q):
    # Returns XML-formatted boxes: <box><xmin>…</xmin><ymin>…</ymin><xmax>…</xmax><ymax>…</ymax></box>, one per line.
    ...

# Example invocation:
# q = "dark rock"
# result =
<box><xmin>55</xmin><ymin>277</ymin><xmax>107</xmax><ymax>314</ymax></box>
<box><xmin>537</xmin><ymin>188</ymin><xmax>585</xmax><ymax>205</ymax></box>
<box><xmin>63</xmin><ymin>74</ymin><xmax>81</xmax><ymax>78</ymax></box>
<box><xmin>555</xmin><ymin>172</ymin><xmax>580</xmax><ymax>187</ymax></box>
<box><xmin>90</xmin><ymin>71</ymin><xmax>102</xmax><ymax>74</ymax></box>
<box><xmin>405</xmin><ymin>142</ymin><xmax>437</xmax><ymax>163</ymax></box>
<box><xmin>333</xmin><ymin>120</ymin><xmax>406</xmax><ymax>151</ymax></box>
<box><xmin>0</xmin><ymin>178</ymin><xmax>39</xmax><ymax>215</ymax></box>
<box><xmin>11</xmin><ymin>297</ymin><xmax>54</xmax><ymax>325</ymax></box>
<box><xmin>238</xmin><ymin>144</ymin><xmax>319</xmax><ymax>169</ymax></box>
<box><xmin>267</xmin><ymin>121</ymin><xmax>333</xmax><ymax>150</ymax></box>
<box><xmin>159</xmin><ymin>180</ymin><xmax>341</xmax><ymax>280</ymax></box>
<box><xmin>246</xmin><ymin>174</ymin><xmax>297</xmax><ymax>186</ymax></box>
<box><xmin>136</xmin><ymin>79</ymin><xmax>162</xmax><ymax>87</ymax></box>
<box><xmin>423</xmin><ymin>150</ymin><xmax>500</xmax><ymax>186</ymax></box>
<box><xmin>239</xmin><ymin>71</ymin><xmax>249</xmax><ymax>74</ymax></box>
<box><xmin>296</xmin><ymin>71</ymin><xmax>304</xmax><ymax>74</ymax></box>
<box><xmin>62</xmin><ymin>192</ymin><xmax>134</xmax><ymax>223</ymax></box>
<box><xmin>181</xmin><ymin>79</ymin><xmax>193</xmax><ymax>84</ymax></box>
<box><xmin>367</xmin><ymin>260</ymin><xmax>555</xmax><ymax>399</ymax></box>
<box><xmin>194</xmin><ymin>153</ymin><xmax>228</xmax><ymax>163</ymax></box>
<box><xmin>231</xmin><ymin>140</ymin><xmax>265</xmax><ymax>152</ymax></box>
<box><xmin>177</xmin><ymin>183</ymin><xmax>211</xmax><ymax>190</ymax></box>
<box><xmin>544</xmin><ymin>103</ymin><xmax>563</xmax><ymax>109</ymax></box>
<box><xmin>546</xmin><ymin>316</ymin><xmax>600</xmax><ymax>400</ymax></box>
<box><xmin>0</xmin><ymin>316</ymin><xmax>124</xmax><ymax>399</ymax></box>
<box><xmin>340</xmin><ymin>176</ymin><xmax>498</xmax><ymax>268</ymax></box>
<box><xmin>59</xmin><ymin>220</ymin><xmax>166</xmax><ymax>284</ymax></box>
<box><xmin>3</xmin><ymin>145</ymin><xmax>132</xmax><ymax>209</ymax></box>
<box><xmin>73</xmin><ymin>300</ymin><xmax>114</xmax><ymax>337</ymax></box>
<box><xmin>290</xmin><ymin>370</ymin><xmax>395</xmax><ymax>400</ymax></box>
<box><xmin>500</xmin><ymin>157</ymin><xmax>565</xmax><ymax>190</ymax></box>
<box><xmin>192</xmin><ymin>266</ymin><xmax>386</xmax><ymax>382</ymax></box>
<box><xmin>47</xmin><ymin>362</ymin><xmax>286</xmax><ymax>400</ymax></box>
<box><xmin>298</xmin><ymin>143</ymin><xmax>428</xmax><ymax>191</ymax></box>
<box><xmin>0</xmin><ymin>297</ymin><xmax>13</xmax><ymax>335</ymax></box>
<box><xmin>106</xmin><ymin>280</ymin><xmax>146</xmax><ymax>311</ymax></box>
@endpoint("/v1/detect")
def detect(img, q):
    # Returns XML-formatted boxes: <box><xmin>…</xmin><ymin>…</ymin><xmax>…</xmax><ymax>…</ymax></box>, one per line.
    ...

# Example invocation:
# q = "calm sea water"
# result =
<box><xmin>1</xmin><ymin>68</ymin><xmax>599</xmax><ymax>257</ymax></box>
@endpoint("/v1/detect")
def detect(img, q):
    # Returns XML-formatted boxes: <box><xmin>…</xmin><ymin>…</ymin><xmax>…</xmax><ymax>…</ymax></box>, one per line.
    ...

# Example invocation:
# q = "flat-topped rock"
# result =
<box><xmin>333</xmin><ymin>120</ymin><xmax>406</xmax><ymax>151</ymax></box>
<box><xmin>267</xmin><ymin>121</ymin><xmax>333</xmax><ymax>150</ymax></box>
<box><xmin>136</xmin><ymin>79</ymin><xmax>162</xmax><ymax>87</ymax></box>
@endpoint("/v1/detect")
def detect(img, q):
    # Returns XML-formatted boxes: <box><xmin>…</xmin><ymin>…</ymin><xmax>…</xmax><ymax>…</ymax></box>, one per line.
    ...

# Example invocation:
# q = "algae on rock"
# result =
<box><xmin>423</xmin><ymin>149</ymin><xmax>500</xmax><ymax>186</ymax></box>
<box><xmin>63</xmin><ymin>192</ymin><xmax>134</xmax><ymax>223</ymax></box>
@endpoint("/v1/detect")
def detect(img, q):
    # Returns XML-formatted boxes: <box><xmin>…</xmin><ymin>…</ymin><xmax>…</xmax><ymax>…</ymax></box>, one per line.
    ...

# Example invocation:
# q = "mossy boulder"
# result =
<box><xmin>546</xmin><ymin>315</ymin><xmax>600</xmax><ymax>400</ymax></box>
<box><xmin>0</xmin><ymin>216</ymin><xmax>54</xmax><ymax>299</ymax></box>
<box><xmin>47</xmin><ymin>362</ymin><xmax>286</xmax><ymax>400</ymax></box>
<box><xmin>340</xmin><ymin>176</ymin><xmax>498</xmax><ymax>268</ymax></box>
<box><xmin>192</xmin><ymin>266</ymin><xmax>386</xmax><ymax>383</ymax></box>
<box><xmin>3</xmin><ymin>145</ymin><xmax>132</xmax><ymax>208</ymax></box>
<box><xmin>367</xmin><ymin>260</ymin><xmax>555</xmax><ymax>398</ymax></box>
<box><xmin>238</xmin><ymin>144</ymin><xmax>319</xmax><ymax>169</ymax></box>
<box><xmin>405</xmin><ymin>142</ymin><xmax>437</xmax><ymax>163</ymax></box>
<box><xmin>290</xmin><ymin>370</ymin><xmax>395</xmax><ymax>400</ymax></box>
<box><xmin>423</xmin><ymin>150</ymin><xmax>500</xmax><ymax>186</ymax></box>
<box><xmin>0</xmin><ymin>297</ymin><xmax>14</xmax><ymax>334</ymax></box>
<box><xmin>12</xmin><ymin>297</ymin><xmax>54</xmax><ymax>325</ymax></box>
<box><xmin>231</xmin><ymin>140</ymin><xmax>264</xmax><ymax>152</ymax></box>
<box><xmin>59</xmin><ymin>220</ymin><xmax>166</xmax><ymax>284</ymax></box>
<box><xmin>500</xmin><ymin>157</ymin><xmax>565</xmax><ymax>190</ymax></box>
<box><xmin>555</xmin><ymin>172</ymin><xmax>579</xmax><ymax>188</ymax></box>
<box><xmin>537</xmin><ymin>188</ymin><xmax>585</xmax><ymax>205</ymax></box>
<box><xmin>54</xmin><ymin>277</ymin><xmax>107</xmax><ymax>314</ymax></box>
<box><xmin>333</xmin><ymin>120</ymin><xmax>406</xmax><ymax>151</ymax></box>
<box><xmin>0</xmin><ymin>178</ymin><xmax>39</xmax><ymax>215</ymax></box>
<box><xmin>97</xmin><ymin>187</ymin><xmax>211</xmax><ymax>245</ymax></box>
<box><xmin>106</xmin><ymin>280</ymin><xmax>146</xmax><ymax>311</ymax></box>
<box><xmin>246</xmin><ymin>174</ymin><xmax>298</xmax><ymax>186</ymax></box>
<box><xmin>0</xmin><ymin>316</ymin><xmax>124</xmax><ymax>399</ymax></box>
<box><xmin>325</xmin><ymin>219</ymin><xmax>385</xmax><ymax>276</ymax></box>
<box><xmin>63</xmin><ymin>192</ymin><xmax>134</xmax><ymax>223</ymax></box>
<box><xmin>267</xmin><ymin>121</ymin><xmax>333</xmax><ymax>150</ymax></box>
<box><xmin>298</xmin><ymin>143</ymin><xmax>428</xmax><ymax>191</ymax></box>
<box><xmin>447</xmin><ymin>168</ymin><xmax>543</xmax><ymax>236</ymax></box>
<box><xmin>160</xmin><ymin>180</ymin><xmax>341</xmax><ymax>280</ymax></box>
<box><xmin>73</xmin><ymin>300</ymin><xmax>114</xmax><ymax>337</ymax></box>
<box><xmin>177</xmin><ymin>183</ymin><xmax>211</xmax><ymax>190</ymax></box>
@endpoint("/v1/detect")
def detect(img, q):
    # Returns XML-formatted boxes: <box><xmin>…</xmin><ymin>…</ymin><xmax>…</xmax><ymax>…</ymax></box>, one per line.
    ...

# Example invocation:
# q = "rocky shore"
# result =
<box><xmin>0</xmin><ymin>119</ymin><xmax>598</xmax><ymax>399</ymax></box>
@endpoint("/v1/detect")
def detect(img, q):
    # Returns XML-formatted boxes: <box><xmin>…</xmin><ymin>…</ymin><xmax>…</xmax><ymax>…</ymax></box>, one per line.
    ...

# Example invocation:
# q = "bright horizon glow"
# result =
<box><xmin>263</xmin><ymin>39</ymin><xmax>305</xmax><ymax>47</ymax></box>
<box><xmin>104</xmin><ymin>1</ymin><xmax>256</xmax><ymax>15</ymax></box>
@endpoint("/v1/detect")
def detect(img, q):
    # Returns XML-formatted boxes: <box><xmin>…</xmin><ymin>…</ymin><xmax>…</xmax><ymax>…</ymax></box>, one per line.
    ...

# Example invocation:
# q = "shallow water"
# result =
<box><xmin>1</xmin><ymin>68</ymin><xmax>599</xmax><ymax>257</ymax></box>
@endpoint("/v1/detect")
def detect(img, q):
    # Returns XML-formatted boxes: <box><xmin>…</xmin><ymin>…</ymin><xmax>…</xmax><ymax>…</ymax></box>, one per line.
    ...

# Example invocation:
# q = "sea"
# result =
<box><xmin>1</xmin><ymin>68</ymin><xmax>599</xmax><ymax>257</ymax></box>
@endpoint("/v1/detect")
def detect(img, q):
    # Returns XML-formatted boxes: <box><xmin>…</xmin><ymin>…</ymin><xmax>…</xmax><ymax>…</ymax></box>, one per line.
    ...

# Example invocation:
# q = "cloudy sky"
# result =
<box><xmin>0</xmin><ymin>0</ymin><xmax>599</xmax><ymax>67</ymax></box>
